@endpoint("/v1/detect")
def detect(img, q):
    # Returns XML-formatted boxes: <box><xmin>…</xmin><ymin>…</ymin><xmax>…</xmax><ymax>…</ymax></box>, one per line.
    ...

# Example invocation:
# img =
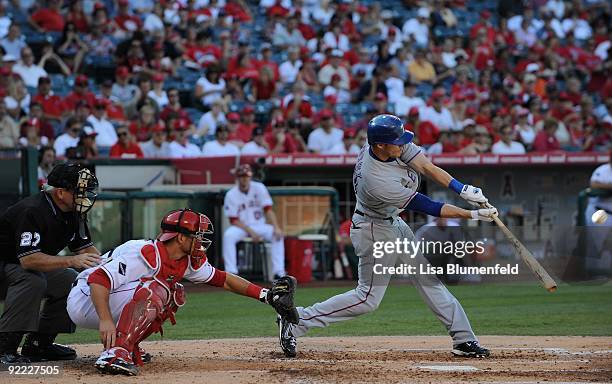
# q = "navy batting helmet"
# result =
<box><xmin>367</xmin><ymin>114</ymin><xmax>414</xmax><ymax>146</ymax></box>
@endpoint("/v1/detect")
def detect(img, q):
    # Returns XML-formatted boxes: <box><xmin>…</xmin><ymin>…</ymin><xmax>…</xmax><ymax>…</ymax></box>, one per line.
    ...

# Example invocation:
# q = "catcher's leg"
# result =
<box><xmin>95</xmin><ymin>281</ymin><xmax>169</xmax><ymax>376</ymax></box>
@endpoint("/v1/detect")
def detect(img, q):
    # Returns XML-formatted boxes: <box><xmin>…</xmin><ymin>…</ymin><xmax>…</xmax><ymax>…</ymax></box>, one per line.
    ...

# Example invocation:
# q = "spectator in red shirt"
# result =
<box><xmin>18</xmin><ymin>118</ymin><xmax>50</xmax><ymax>149</ymax></box>
<box><xmin>495</xmin><ymin>18</ymin><xmax>516</xmax><ymax>47</ymax></box>
<box><xmin>237</xmin><ymin>105</ymin><xmax>257</xmax><ymax>141</ymax></box>
<box><xmin>227</xmin><ymin>52</ymin><xmax>259</xmax><ymax>81</ymax></box>
<box><xmin>32</xmin><ymin>77</ymin><xmax>65</xmax><ymax>121</ymax></box>
<box><xmin>30</xmin><ymin>0</ymin><xmax>65</xmax><ymax>33</ymax></box>
<box><xmin>114</xmin><ymin>0</ymin><xmax>142</xmax><ymax>35</ymax></box>
<box><xmin>110</xmin><ymin>125</ymin><xmax>144</xmax><ymax>158</ymax></box>
<box><xmin>129</xmin><ymin>105</ymin><xmax>157</xmax><ymax>142</ymax></box>
<box><xmin>226</xmin><ymin>112</ymin><xmax>246</xmax><ymax>145</ymax></box>
<box><xmin>265</xmin><ymin>117</ymin><xmax>298</xmax><ymax>153</ymax></box>
<box><xmin>63</xmin><ymin>75</ymin><xmax>97</xmax><ymax>110</ymax></box>
<box><xmin>256</xmin><ymin>43</ymin><xmax>280</xmax><ymax>81</ymax></box>
<box><xmin>99</xmin><ymin>79</ymin><xmax>127</xmax><ymax>123</ymax></box>
<box><xmin>287</xmin><ymin>118</ymin><xmax>307</xmax><ymax>152</ymax></box>
<box><xmin>470</xmin><ymin>11</ymin><xmax>496</xmax><ymax>45</ymax></box>
<box><xmin>533</xmin><ymin>118</ymin><xmax>561</xmax><ymax>152</ymax></box>
<box><xmin>66</xmin><ymin>0</ymin><xmax>88</xmax><ymax>32</ymax></box>
<box><xmin>224</xmin><ymin>0</ymin><xmax>252</xmax><ymax>22</ymax></box>
<box><xmin>565</xmin><ymin>77</ymin><xmax>582</xmax><ymax>106</ymax></box>
<box><xmin>443</xmin><ymin>130</ymin><xmax>469</xmax><ymax>153</ymax></box>
<box><xmin>252</xmin><ymin>66</ymin><xmax>277</xmax><ymax>101</ymax></box>
<box><xmin>283</xmin><ymin>83</ymin><xmax>314</xmax><ymax>122</ymax></box>
<box><xmin>405</xmin><ymin>106</ymin><xmax>440</xmax><ymax>147</ymax></box>
<box><xmin>184</xmin><ymin>29</ymin><xmax>222</xmax><ymax>68</ymax></box>
<box><xmin>159</xmin><ymin>88</ymin><xmax>191</xmax><ymax>124</ymax></box>
<box><xmin>227</xmin><ymin>41</ymin><xmax>251</xmax><ymax>74</ymax></box>
<box><xmin>471</xmin><ymin>29</ymin><xmax>495</xmax><ymax>71</ymax></box>
<box><xmin>28</xmin><ymin>102</ymin><xmax>56</xmax><ymax>141</ymax></box>
<box><xmin>267</xmin><ymin>0</ymin><xmax>290</xmax><ymax>17</ymax></box>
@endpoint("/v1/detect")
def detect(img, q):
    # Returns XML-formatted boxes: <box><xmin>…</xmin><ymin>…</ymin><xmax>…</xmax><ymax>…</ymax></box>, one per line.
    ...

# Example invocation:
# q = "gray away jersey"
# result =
<box><xmin>353</xmin><ymin>143</ymin><xmax>423</xmax><ymax>218</ymax></box>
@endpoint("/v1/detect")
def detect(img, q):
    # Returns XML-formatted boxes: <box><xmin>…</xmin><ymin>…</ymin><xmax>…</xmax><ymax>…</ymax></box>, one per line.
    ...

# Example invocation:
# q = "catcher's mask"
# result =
<box><xmin>46</xmin><ymin>162</ymin><xmax>99</xmax><ymax>214</ymax></box>
<box><xmin>157</xmin><ymin>209</ymin><xmax>213</xmax><ymax>267</ymax></box>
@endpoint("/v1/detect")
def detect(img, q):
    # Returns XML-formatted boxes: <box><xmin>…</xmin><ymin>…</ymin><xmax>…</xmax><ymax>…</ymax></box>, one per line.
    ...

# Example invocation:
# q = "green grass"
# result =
<box><xmin>55</xmin><ymin>282</ymin><xmax>612</xmax><ymax>345</ymax></box>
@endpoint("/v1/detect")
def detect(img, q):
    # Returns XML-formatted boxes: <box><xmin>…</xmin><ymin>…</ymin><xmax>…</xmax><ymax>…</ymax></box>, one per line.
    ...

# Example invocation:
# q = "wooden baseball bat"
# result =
<box><xmin>482</xmin><ymin>205</ymin><xmax>557</xmax><ymax>292</ymax></box>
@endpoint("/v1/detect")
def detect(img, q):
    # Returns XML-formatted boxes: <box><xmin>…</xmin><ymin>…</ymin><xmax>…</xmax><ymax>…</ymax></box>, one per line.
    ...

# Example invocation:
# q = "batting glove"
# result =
<box><xmin>459</xmin><ymin>185</ymin><xmax>489</xmax><ymax>207</ymax></box>
<box><xmin>470</xmin><ymin>207</ymin><xmax>498</xmax><ymax>222</ymax></box>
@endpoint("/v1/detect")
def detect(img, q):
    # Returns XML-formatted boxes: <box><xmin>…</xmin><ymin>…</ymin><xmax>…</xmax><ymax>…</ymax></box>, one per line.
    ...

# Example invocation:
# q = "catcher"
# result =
<box><xmin>66</xmin><ymin>208</ymin><xmax>298</xmax><ymax>376</ymax></box>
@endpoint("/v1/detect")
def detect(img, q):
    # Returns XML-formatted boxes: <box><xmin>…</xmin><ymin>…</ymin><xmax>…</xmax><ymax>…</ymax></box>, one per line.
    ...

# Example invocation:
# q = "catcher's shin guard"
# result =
<box><xmin>114</xmin><ymin>281</ymin><xmax>169</xmax><ymax>365</ymax></box>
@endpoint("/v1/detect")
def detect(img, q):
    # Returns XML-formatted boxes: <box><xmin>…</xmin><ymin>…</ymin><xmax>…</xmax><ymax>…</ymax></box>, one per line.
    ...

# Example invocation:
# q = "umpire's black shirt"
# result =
<box><xmin>0</xmin><ymin>192</ymin><xmax>93</xmax><ymax>264</ymax></box>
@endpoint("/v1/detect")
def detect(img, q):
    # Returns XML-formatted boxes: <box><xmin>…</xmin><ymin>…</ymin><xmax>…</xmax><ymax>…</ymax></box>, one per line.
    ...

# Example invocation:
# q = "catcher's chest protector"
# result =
<box><xmin>140</xmin><ymin>243</ymin><xmax>189</xmax><ymax>298</ymax></box>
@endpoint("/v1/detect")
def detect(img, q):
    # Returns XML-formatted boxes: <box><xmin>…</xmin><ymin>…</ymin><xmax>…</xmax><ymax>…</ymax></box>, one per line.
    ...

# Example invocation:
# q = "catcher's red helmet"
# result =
<box><xmin>157</xmin><ymin>209</ymin><xmax>213</xmax><ymax>252</ymax></box>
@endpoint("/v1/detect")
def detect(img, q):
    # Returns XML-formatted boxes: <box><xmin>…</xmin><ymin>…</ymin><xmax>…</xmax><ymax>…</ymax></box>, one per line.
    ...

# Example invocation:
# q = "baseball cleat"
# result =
<box><xmin>452</xmin><ymin>341</ymin><xmax>490</xmax><ymax>358</ymax></box>
<box><xmin>276</xmin><ymin>315</ymin><xmax>297</xmax><ymax>358</ymax></box>
<box><xmin>0</xmin><ymin>352</ymin><xmax>31</xmax><ymax>365</ymax></box>
<box><xmin>95</xmin><ymin>347</ymin><xmax>138</xmax><ymax>376</ymax></box>
<box><xmin>21</xmin><ymin>342</ymin><xmax>76</xmax><ymax>362</ymax></box>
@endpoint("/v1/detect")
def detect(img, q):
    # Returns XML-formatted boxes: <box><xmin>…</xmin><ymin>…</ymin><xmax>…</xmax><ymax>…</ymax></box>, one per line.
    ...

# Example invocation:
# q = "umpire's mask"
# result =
<box><xmin>47</xmin><ymin>162</ymin><xmax>99</xmax><ymax>214</ymax></box>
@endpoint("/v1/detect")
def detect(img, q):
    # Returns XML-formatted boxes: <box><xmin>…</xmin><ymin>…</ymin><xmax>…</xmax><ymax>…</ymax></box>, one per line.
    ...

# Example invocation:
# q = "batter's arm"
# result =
<box><xmin>409</xmin><ymin>152</ymin><xmax>489</xmax><ymax>206</ymax></box>
<box><xmin>440</xmin><ymin>204</ymin><xmax>473</xmax><ymax>219</ymax></box>
<box><xmin>406</xmin><ymin>193</ymin><xmax>497</xmax><ymax>221</ymax></box>
<box><xmin>409</xmin><ymin>152</ymin><xmax>453</xmax><ymax>187</ymax></box>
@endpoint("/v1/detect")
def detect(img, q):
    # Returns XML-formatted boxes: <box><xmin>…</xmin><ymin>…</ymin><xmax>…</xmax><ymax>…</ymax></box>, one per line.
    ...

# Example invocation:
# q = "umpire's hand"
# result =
<box><xmin>70</xmin><ymin>253</ymin><xmax>101</xmax><ymax>269</ymax></box>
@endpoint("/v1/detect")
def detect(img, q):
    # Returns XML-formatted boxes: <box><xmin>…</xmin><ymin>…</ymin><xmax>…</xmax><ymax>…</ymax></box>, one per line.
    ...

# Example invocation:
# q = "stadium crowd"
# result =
<box><xmin>0</xmin><ymin>0</ymin><xmax>610</xmax><ymax>163</ymax></box>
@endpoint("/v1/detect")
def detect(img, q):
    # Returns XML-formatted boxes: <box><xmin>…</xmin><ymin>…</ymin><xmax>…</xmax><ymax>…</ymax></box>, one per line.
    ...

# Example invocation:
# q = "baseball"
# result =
<box><xmin>591</xmin><ymin>209</ymin><xmax>608</xmax><ymax>224</ymax></box>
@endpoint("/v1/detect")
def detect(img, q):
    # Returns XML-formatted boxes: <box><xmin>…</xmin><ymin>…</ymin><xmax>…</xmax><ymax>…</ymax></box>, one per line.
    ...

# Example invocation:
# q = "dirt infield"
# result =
<box><xmin>5</xmin><ymin>336</ymin><xmax>612</xmax><ymax>383</ymax></box>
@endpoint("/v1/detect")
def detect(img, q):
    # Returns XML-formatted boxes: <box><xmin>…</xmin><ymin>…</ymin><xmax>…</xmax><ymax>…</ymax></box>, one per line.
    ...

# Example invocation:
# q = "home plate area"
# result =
<box><xmin>9</xmin><ymin>336</ymin><xmax>612</xmax><ymax>383</ymax></box>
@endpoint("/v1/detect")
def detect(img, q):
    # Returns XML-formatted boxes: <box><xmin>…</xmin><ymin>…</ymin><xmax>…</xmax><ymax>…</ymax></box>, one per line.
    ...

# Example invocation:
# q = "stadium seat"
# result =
<box><xmin>229</xmin><ymin>100</ymin><xmax>246</xmax><ymax>113</ymax></box>
<box><xmin>185</xmin><ymin>108</ymin><xmax>203</xmax><ymax>124</ymax></box>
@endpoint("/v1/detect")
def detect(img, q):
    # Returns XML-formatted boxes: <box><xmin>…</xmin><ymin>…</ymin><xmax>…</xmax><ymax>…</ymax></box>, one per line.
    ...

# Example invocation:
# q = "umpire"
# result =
<box><xmin>0</xmin><ymin>163</ymin><xmax>101</xmax><ymax>364</ymax></box>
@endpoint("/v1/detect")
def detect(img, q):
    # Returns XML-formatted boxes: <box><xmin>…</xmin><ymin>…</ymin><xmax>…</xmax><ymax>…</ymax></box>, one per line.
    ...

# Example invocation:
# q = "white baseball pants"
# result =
<box><xmin>67</xmin><ymin>278</ymin><xmax>138</xmax><ymax>329</ymax></box>
<box><xmin>223</xmin><ymin>224</ymin><xmax>285</xmax><ymax>277</ymax></box>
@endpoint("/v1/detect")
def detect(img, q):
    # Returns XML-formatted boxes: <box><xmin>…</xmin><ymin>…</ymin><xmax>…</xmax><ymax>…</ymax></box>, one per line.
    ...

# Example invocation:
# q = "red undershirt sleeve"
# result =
<box><xmin>87</xmin><ymin>268</ymin><xmax>111</xmax><ymax>290</ymax></box>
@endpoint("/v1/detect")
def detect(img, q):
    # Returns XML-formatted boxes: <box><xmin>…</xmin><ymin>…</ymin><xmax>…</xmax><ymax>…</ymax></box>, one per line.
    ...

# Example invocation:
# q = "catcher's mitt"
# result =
<box><xmin>266</xmin><ymin>276</ymin><xmax>299</xmax><ymax>324</ymax></box>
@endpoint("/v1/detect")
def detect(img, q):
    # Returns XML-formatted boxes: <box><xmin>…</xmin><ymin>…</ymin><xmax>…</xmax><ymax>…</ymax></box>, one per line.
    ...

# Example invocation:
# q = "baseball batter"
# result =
<box><xmin>67</xmin><ymin>208</ymin><xmax>297</xmax><ymax>376</ymax></box>
<box><xmin>277</xmin><ymin>114</ymin><xmax>497</xmax><ymax>358</ymax></box>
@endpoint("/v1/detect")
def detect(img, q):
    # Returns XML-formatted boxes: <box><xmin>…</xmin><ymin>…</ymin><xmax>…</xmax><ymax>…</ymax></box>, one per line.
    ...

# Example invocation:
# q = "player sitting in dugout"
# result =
<box><xmin>66</xmin><ymin>208</ymin><xmax>298</xmax><ymax>376</ymax></box>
